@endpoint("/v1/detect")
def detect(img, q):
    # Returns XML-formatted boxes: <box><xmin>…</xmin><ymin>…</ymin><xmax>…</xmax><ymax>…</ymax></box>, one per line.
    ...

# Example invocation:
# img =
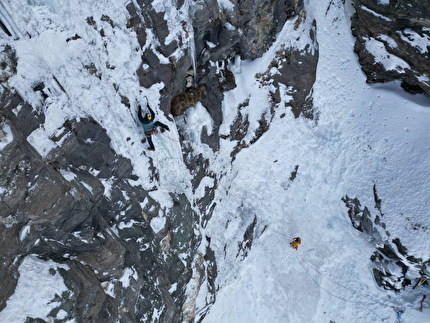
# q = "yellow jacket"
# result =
<box><xmin>291</xmin><ymin>237</ymin><xmax>301</xmax><ymax>250</ymax></box>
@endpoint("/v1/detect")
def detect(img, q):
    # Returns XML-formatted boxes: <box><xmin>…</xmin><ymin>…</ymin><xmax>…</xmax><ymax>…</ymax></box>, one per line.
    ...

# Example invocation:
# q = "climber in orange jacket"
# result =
<box><xmin>290</xmin><ymin>237</ymin><xmax>301</xmax><ymax>250</ymax></box>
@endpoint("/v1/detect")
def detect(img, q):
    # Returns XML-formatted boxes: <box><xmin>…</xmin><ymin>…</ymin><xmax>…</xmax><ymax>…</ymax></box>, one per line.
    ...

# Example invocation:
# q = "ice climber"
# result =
<box><xmin>290</xmin><ymin>237</ymin><xmax>301</xmax><ymax>250</ymax></box>
<box><xmin>138</xmin><ymin>103</ymin><xmax>170</xmax><ymax>151</ymax></box>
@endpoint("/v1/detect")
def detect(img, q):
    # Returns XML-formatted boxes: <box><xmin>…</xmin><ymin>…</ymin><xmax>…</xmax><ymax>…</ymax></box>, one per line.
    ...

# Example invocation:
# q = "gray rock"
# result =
<box><xmin>129</xmin><ymin>0</ymin><xmax>306</xmax><ymax>152</ymax></box>
<box><xmin>343</xmin><ymin>189</ymin><xmax>430</xmax><ymax>293</ymax></box>
<box><xmin>0</xmin><ymin>45</ymin><xmax>17</xmax><ymax>82</ymax></box>
<box><xmin>0</xmin><ymin>0</ymin><xmax>317</xmax><ymax>321</ymax></box>
<box><xmin>351</xmin><ymin>0</ymin><xmax>430</xmax><ymax>95</ymax></box>
<box><xmin>0</xmin><ymin>87</ymin><xmax>200</xmax><ymax>322</ymax></box>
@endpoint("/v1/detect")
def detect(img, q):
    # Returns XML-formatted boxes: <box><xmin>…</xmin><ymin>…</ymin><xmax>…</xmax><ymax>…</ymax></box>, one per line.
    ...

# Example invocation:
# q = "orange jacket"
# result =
<box><xmin>291</xmin><ymin>237</ymin><xmax>301</xmax><ymax>250</ymax></box>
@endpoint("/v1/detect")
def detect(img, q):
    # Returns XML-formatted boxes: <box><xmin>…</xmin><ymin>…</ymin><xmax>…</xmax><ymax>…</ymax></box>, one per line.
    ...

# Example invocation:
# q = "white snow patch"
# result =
<box><xmin>398</xmin><ymin>28</ymin><xmax>430</xmax><ymax>54</ymax></box>
<box><xmin>101</xmin><ymin>178</ymin><xmax>114</xmax><ymax>200</ymax></box>
<box><xmin>119</xmin><ymin>267</ymin><xmax>138</xmax><ymax>289</ymax></box>
<box><xmin>169</xmin><ymin>283</ymin><xmax>177</xmax><ymax>294</ymax></box>
<box><xmin>225</xmin><ymin>22</ymin><xmax>235</xmax><ymax>31</ymax></box>
<box><xmin>60</xmin><ymin>170</ymin><xmax>93</xmax><ymax>193</ymax></box>
<box><xmin>101</xmin><ymin>280</ymin><xmax>116</xmax><ymax>298</ymax></box>
<box><xmin>0</xmin><ymin>187</ymin><xmax>6</xmax><ymax>201</ymax></box>
<box><xmin>206</xmin><ymin>41</ymin><xmax>216</xmax><ymax>48</ymax></box>
<box><xmin>59</xmin><ymin>169</ymin><xmax>77</xmax><ymax>182</ymax></box>
<box><xmin>148</xmin><ymin>189</ymin><xmax>174</xmax><ymax>209</ymax></box>
<box><xmin>81</xmin><ymin>181</ymin><xmax>94</xmax><ymax>194</ymax></box>
<box><xmin>217</xmin><ymin>0</ymin><xmax>235</xmax><ymax>11</ymax></box>
<box><xmin>418</xmin><ymin>74</ymin><xmax>429</xmax><ymax>84</ymax></box>
<box><xmin>27</xmin><ymin>126</ymin><xmax>57</xmax><ymax>158</ymax></box>
<box><xmin>12</xmin><ymin>104</ymin><xmax>22</xmax><ymax>116</ymax></box>
<box><xmin>151</xmin><ymin>306</ymin><xmax>163</xmax><ymax>322</ymax></box>
<box><xmin>177</xmin><ymin>102</ymin><xmax>214</xmax><ymax>144</ymax></box>
<box><xmin>0</xmin><ymin>255</ymin><xmax>69</xmax><ymax>322</ymax></box>
<box><xmin>89</xmin><ymin>168</ymin><xmax>100</xmax><ymax>177</ymax></box>
<box><xmin>377</xmin><ymin>34</ymin><xmax>398</xmax><ymax>49</ymax></box>
<box><xmin>118</xmin><ymin>219</ymin><xmax>138</xmax><ymax>230</ymax></box>
<box><xmin>0</xmin><ymin>123</ymin><xmax>14</xmax><ymax>151</ymax></box>
<box><xmin>139</xmin><ymin>197</ymin><xmax>148</xmax><ymax>210</ymax></box>
<box><xmin>361</xmin><ymin>5</ymin><xmax>392</xmax><ymax>21</ymax></box>
<box><xmin>228</xmin><ymin>54</ymin><xmax>242</xmax><ymax>74</ymax></box>
<box><xmin>150</xmin><ymin>216</ymin><xmax>166</xmax><ymax>233</ymax></box>
<box><xmin>194</xmin><ymin>176</ymin><xmax>215</xmax><ymax>199</ymax></box>
<box><xmin>56</xmin><ymin>309</ymin><xmax>68</xmax><ymax>320</ymax></box>
<box><xmin>364</xmin><ymin>37</ymin><xmax>410</xmax><ymax>71</ymax></box>
<box><xmin>377</xmin><ymin>0</ymin><xmax>390</xmax><ymax>5</ymax></box>
<box><xmin>279</xmin><ymin>83</ymin><xmax>295</xmax><ymax>104</ymax></box>
<box><xmin>19</xmin><ymin>224</ymin><xmax>31</xmax><ymax>241</ymax></box>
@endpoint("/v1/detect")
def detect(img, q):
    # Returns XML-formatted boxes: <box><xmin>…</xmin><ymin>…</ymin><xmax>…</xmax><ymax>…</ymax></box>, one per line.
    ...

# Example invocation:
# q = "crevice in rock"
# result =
<box><xmin>236</xmin><ymin>216</ymin><xmax>258</xmax><ymax>261</ymax></box>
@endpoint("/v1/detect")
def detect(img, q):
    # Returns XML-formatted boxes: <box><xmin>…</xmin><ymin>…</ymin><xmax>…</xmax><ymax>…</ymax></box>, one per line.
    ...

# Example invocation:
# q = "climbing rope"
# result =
<box><xmin>160</xmin><ymin>131</ymin><xmax>182</xmax><ymax>144</ymax></box>
<box><xmin>294</xmin><ymin>251</ymin><xmax>389</xmax><ymax>322</ymax></box>
<box><xmin>295</xmin><ymin>252</ymin><xmax>416</xmax><ymax>310</ymax></box>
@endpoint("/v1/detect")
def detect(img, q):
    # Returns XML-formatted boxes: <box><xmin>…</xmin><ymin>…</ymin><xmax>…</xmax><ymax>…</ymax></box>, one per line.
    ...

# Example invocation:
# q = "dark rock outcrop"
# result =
<box><xmin>0</xmin><ymin>86</ymin><xmax>200</xmax><ymax>322</ymax></box>
<box><xmin>128</xmin><ymin>0</ymin><xmax>311</xmax><ymax>153</ymax></box>
<box><xmin>351</xmin><ymin>0</ymin><xmax>430</xmax><ymax>95</ymax></box>
<box><xmin>343</xmin><ymin>190</ymin><xmax>430</xmax><ymax>293</ymax></box>
<box><xmin>0</xmin><ymin>45</ymin><xmax>17</xmax><ymax>83</ymax></box>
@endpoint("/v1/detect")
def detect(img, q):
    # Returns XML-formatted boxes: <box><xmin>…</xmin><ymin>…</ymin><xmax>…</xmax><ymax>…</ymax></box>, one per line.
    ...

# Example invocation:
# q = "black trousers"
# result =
<box><xmin>145</xmin><ymin>121</ymin><xmax>169</xmax><ymax>149</ymax></box>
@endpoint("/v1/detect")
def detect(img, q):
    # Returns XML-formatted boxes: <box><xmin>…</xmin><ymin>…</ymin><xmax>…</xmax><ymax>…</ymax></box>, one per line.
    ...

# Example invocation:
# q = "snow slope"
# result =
<box><xmin>0</xmin><ymin>0</ymin><xmax>429</xmax><ymax>322</ymax></box>
<box><xmin>193</xmin><ymin>1</ymin><xmax>430</xmax><ymax>322</ymax></box>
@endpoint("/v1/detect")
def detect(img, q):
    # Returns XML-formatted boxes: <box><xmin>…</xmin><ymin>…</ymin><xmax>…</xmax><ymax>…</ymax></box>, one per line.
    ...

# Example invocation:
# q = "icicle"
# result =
<box><xmin>188</xmin><ymin>28</ymin><xmax>197</xmax><ymax>86</ymax></box>
<box><xmin>234</xmin><ymin>55</ymin><xmax>241</xmax><ymax>74</ymax></box>
<box><xmin>184</xmin><ymin>0</ymin><xmax>197</xmax><ymax>86</ymax></box>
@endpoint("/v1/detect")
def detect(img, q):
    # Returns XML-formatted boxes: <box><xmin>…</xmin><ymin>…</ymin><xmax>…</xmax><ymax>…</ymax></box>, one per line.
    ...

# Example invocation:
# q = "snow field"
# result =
<box><xmin>0</xmin><ymin>255</ymin><xmax>70</xmax><ymax>322</ymax></box>
<box><xmin>196</xmin><ymin>0</ymin><xmax>430</xmax><ymax>322</ymax></box>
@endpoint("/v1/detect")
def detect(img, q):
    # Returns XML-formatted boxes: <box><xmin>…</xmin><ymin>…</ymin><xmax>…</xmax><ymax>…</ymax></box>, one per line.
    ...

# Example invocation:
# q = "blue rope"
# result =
<box><xmin>394</xmin><ymin>308</ymin><xmax>406</xmax><ymax>323</ymax></box>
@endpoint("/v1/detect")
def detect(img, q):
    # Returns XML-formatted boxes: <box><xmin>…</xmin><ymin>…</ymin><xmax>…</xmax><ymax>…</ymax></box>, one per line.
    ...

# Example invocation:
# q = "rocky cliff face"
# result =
<box><xmin>0</xmin><ymin>0</ymin><xmax>318</xmax><ymax>322</ymax></box>
<box><xmin>129</xmin><ymin>0</ymin><xmax>312</xmax><ymax>135</ymax></box>
<box><xmin>351</xmin><ymin>0</ymin><xmax>430</xmax><ymax>95</ymax></box>
<box><xmin>3</xmin><ymin>0</ymin><xmax>426</xmax><ymax>321</ymax></box>
<box><xmin>1</xmin><ymin>84</ymin><xmax>199</xmax><ymax>322</ymax></box>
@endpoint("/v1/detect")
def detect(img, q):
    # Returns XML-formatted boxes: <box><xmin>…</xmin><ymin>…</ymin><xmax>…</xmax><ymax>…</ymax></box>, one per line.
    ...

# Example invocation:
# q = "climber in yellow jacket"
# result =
<box><xmin>291</xmin><ymin>237</ymin><xmax>301</xmax><ymax>250</ymax></box>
